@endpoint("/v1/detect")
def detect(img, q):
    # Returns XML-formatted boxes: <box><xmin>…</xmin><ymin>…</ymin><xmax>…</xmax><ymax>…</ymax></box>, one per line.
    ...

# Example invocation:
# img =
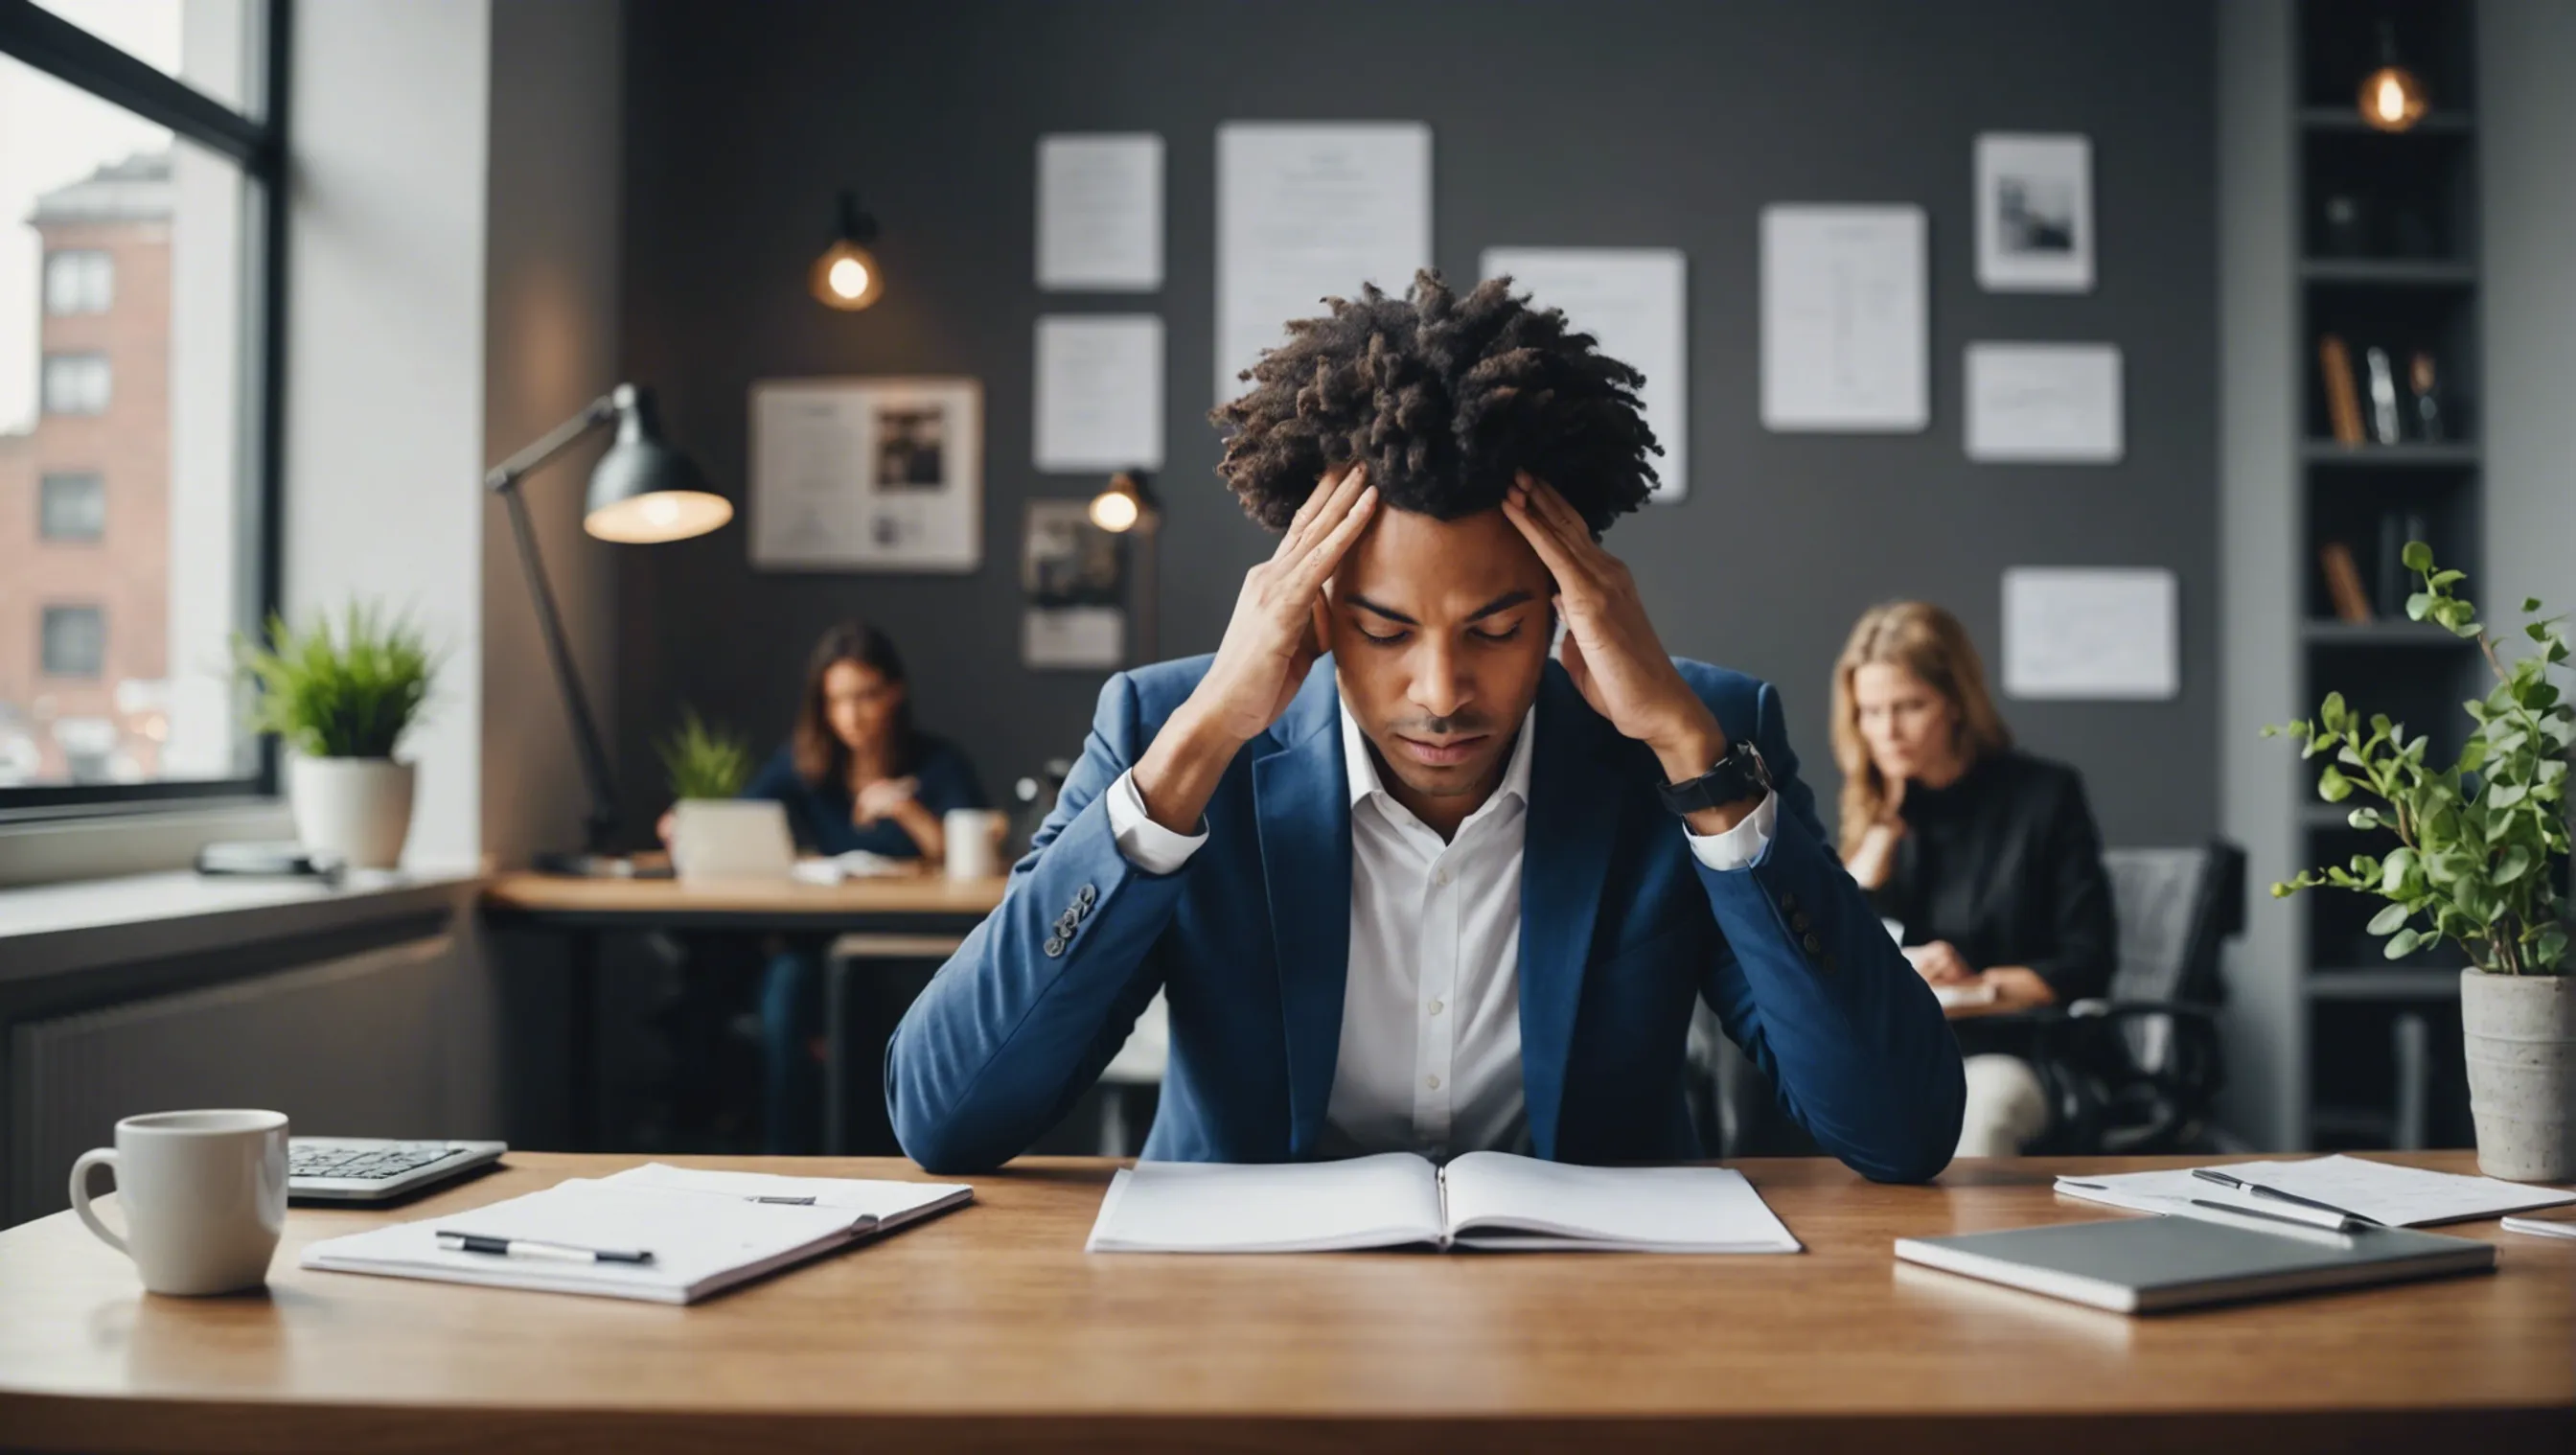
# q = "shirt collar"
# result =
<box><xmin>1337</xmin><ymin>698</ymin><xmax>1537</xmax><ymax>814</ymax></box>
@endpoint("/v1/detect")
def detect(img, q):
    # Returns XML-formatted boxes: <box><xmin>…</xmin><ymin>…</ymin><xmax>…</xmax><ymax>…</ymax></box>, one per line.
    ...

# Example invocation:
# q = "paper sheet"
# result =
<box><xmin>2001</xmin><ymin>566</ymin><xmax>2177</xmax><ymax>701</ymax></box>
<box><xmin>1216</xmin><ymin>123</ymin><xmax>1432</xmax><ymax>405</ymax></box>
<box><xmin>1760</xmin><ymin>205</ymin><xmax>1927</xmax><ymax>432</ymax></box>
<box><xmin>1038</xmin><ymin>134</ymin><xmax>1162</xmax><ymax>290</ymax></box>
<box><xmin>1966</xmin><ymin>343</ymin><xmax>2124</xmax><ymax>463</ymax></box>
<box><xmin>1035</xmin><ymin>315</ymin><xmax>1164</xmax><ymax>472</ymax></box>
<box><xmin>1976</xmin><ymin>132</ymin><xmax>2094</xmax><ymax>293</ymax></box>
<box><xmin>2056</xmin><ymin>1156</ymin><xmax>2576</xmax><ymax>1229</ymax></box>
<box><xmin>1482</xmin><ymin>247</ymin><xmax>1689</xmax><ymax>501</ymax></box>
<box><xmin>749</xmin><ymin>378</ymin><xmax>982</xmax><ymax>571</ymax></box>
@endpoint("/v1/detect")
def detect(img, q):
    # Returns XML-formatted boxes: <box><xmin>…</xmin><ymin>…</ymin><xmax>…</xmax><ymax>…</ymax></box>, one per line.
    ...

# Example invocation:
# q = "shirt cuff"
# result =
<box><xmin>1103</xmin><ymin>768</ymin><xmax>1208</xmax><ymax>874</ymax></box>
<box><xmin>1683</xmin><ymin>789</ymin><xmax>1778</xmax><ymax>872</ymax></box>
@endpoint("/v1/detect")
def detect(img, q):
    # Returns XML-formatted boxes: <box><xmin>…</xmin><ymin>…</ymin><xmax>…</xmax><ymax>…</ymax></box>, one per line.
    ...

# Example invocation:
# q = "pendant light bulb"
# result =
<box><xmin>2358</xmin><ymin>19</ymin><xmax>2429</xmax><ymax>132</ymax></box>
<box><xmin>812</xmin><ymin>190</ymin><xmax>885</xmax><ymax>311</ymax></box>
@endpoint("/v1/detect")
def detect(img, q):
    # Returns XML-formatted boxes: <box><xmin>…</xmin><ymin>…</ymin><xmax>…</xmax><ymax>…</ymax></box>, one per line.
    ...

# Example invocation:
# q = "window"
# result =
<box><xmin>42</xmin><ymin>249</ymin><xmax>111</xmax><ymax>314</ymax></box>
<box><xmin>38</xmin><ymin>353</ymin><xmax>110</xmax><ymax>414</ymax></box>
<box><xmin>39</xmin><ymin>607</ymin><xmax>106</xmax><ymax>679</ymax></box>
<box><xmin>0</xmin><ymin>3</ymin><xmax>285</xmax><ymax>809</ymax></box>
<box><xmin>37</xmin><ymin>472</ymin><xmax>105</xmax><ymax>541</ymax></box>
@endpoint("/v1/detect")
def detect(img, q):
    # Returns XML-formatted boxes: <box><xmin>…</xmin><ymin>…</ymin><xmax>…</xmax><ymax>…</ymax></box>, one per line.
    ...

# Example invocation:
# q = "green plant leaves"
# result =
<box><xmin>656</xmin><ymin>707</ymin><xmax>757</xmax><ymax>801</ymax></box>
<box><xmin>233</xmin><ymin>604</ymin><xmax>439</xmax><ymax>759</ymax></box>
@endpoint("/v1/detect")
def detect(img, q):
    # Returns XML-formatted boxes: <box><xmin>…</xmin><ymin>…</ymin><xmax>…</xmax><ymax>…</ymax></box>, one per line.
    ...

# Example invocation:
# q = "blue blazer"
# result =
<box><xmin>887</xmin><ymin>656</ymin><xmax>1964</xmax><ymax>1182</ymax></box>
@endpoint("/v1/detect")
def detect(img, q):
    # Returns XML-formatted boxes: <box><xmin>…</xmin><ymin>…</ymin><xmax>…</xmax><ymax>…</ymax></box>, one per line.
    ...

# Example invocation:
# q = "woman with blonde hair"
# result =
<box><xmin>1831</xmin><ymin>601</ymin><xmax>2115</xmax><ymax>1158</ymax></box>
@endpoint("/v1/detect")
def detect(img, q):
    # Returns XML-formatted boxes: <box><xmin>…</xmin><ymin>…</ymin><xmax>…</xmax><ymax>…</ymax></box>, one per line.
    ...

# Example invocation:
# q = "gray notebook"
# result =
<box><xmin>1896</xmin><ymin>1212</ymin><xmax>2496</xmax><ymax>1313</ymax></box>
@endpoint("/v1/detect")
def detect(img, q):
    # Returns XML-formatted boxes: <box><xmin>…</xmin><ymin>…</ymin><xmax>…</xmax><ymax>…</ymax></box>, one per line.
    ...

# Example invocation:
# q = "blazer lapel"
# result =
<box><xmin>1254</xmin><ymin>663</ymin><xmax>1351</xmax><ymax>1160</ymax></box>
<box><xmin>1518</xmin><ymin>661</ymin><xmax>1626</xmax><ymax>1161</ymax></box>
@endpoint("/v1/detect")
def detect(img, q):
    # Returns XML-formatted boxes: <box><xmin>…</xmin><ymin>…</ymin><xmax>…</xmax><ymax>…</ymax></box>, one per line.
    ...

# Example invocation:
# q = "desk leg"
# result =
<box><xmin>824</xmin><ymin>955</ymin><xmax>853</xmax><ymax>1156</ymax></box>
<box><xmin>567</xmin><ymin>929</ymin><xmax>601</xmax><ymax>1151</ymax></box>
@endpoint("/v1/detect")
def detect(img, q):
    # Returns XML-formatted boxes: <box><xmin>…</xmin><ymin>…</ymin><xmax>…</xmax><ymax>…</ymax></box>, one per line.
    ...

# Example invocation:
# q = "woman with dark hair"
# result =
<box><xmin>743</xmin><ymin>621</ymin><xmax>985</xmax><ymax>1152</ymax></box>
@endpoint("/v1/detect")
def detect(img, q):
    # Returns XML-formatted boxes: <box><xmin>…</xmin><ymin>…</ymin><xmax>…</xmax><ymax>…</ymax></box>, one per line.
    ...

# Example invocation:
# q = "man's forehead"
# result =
<box><xmin>1331</xmin><ymin>506</ymin><xmax>1549</xmax><ymax>612</ymax></box>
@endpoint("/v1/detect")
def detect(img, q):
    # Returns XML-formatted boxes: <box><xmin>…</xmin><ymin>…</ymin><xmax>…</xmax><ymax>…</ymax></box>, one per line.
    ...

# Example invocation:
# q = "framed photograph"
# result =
<box><xmin>1975</xmin><ymin>133</ymin><xmax>2093</xmax><ymax>293</ymax></box>
<box><xmin>748</xmin><ymin>377</ymin><xmax>982</xmax><ymax>571</ymax></box>
<box><xmin>1021</xmin><ymin>498</ymin><xmax>1126</xmax><ymax>669</ymax></box>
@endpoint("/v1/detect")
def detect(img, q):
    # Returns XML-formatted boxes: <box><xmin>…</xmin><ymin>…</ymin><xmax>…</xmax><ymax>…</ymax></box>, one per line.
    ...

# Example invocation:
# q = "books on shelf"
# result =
<box><xmin>2320</xmin><ymin>335</ymin><xmax>2366</xmax><ymax>446</ymax></box>
<box><xmin>2319</xmin><ymin>542</ymin><xmax>2374</xmax><ymax>623</ymax></box>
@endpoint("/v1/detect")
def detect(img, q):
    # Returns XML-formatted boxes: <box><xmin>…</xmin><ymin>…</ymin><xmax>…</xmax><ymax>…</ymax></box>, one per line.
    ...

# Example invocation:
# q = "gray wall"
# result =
<box><xmin>613</xmin><ymin>0</ymin><xmax>2218</xmax><ymax>847</ymax></box>
<box><xmin>2483</xmin><ymin>0</ymin><xmax>2576</xmax><ymax>626</ymax></box>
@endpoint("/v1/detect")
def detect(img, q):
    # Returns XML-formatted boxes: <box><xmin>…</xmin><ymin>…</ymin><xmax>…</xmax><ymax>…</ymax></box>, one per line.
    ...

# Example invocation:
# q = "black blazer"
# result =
<box><xmin>1868</xmin><ymin>750</ymin><xmax>2116</xmax><ymax>1055</ymax></box>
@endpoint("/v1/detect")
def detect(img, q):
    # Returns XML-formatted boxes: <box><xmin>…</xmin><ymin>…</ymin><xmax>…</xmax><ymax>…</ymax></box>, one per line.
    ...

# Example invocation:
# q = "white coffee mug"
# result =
<box><xmin>943</xmin><ymin>808</ymin><xmax>1006</xmax><ymax>881</ymax></box>
<box><xmin>69</xmin><ymin>1109</ymin><xmax>289</xmax><ymax>1296</ymax></box>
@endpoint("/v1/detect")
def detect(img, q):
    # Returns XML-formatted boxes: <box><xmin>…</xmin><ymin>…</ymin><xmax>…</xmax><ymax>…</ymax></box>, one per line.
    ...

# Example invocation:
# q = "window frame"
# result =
<box><xmin>37</xmin><ymin>604</ymin><xmax>106</xmax><ymax>680</ymax></box>
<box><xmin>41</xmin><ymin>246</ymin><xmax>113</xmax><ymax>314</ymax></box>
<box><xmin>36</xmin><ymin>470</ymin><xmax>105</xmax><ymax>542</ymax></box>
<box><xmin>37</xmin><ymin>351</ymin><xmax>111</xmax><ymax>415</ymax></box>
<box><xmin>0</xmin><ymin>0</ymin><xmax>290</xmax><ymax>819</ymax></box>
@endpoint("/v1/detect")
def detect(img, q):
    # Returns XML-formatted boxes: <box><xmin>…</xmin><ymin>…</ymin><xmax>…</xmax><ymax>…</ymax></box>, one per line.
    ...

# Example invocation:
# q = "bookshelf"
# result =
<box><xmin>2293</xmin><ymin>0</ymin><xmax>2481</xmax><ymax>1152</ymax></box>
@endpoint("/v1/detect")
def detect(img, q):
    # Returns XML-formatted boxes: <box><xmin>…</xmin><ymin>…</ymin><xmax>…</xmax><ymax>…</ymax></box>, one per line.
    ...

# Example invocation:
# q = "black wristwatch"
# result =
<box><xmin>1658</xmin><ymin>738</ymin><xmax>1772</xmax><ymax>817</ymax></box>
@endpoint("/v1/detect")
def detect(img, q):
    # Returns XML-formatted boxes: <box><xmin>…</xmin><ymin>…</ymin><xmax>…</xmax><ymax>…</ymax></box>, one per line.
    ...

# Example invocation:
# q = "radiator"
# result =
<box><xmin>12</xmin><ymin>935</ymin><xmax>463</xmax><ymax>1224</ymax></box>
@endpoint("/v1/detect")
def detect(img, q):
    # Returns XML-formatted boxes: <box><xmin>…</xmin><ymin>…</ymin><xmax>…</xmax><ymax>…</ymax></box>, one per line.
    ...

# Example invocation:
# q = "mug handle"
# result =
<box><xmin>69</xmin><ymin>1147</ymin><xmax>128</xmax><ymax>1256</ymax></box>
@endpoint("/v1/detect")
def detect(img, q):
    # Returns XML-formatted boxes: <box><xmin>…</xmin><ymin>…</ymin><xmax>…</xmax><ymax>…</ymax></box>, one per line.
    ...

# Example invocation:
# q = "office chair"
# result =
<box><xmin>2026</xmin><ymin>841</ymin><xmax>2247</xmax><ymax>1155</ymax></box>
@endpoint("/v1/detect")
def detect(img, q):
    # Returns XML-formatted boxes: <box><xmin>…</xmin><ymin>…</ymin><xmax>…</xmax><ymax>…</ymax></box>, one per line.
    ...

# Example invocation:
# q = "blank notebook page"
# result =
<box><xmin>1086</xmin><ymin>1153</ymin><xmax>1446</xmax><ymax>1253</ymax></box>
<box><xmin>1439</xmin><ymin>1154</ymin><xmax>1804</xmax><ymax>1252</ymax></box>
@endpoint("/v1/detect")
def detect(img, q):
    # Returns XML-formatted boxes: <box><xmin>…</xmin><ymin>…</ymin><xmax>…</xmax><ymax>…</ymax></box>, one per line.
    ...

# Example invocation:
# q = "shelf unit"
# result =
<box><xmin>2291</xmin><ymin>0</ymin><xmax>2481</xmax><ymax>1152</ymax></box>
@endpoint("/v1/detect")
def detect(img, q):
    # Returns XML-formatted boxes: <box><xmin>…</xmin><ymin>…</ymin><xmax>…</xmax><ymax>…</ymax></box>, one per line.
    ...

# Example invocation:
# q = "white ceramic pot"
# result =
<box><xmin>2461</xmin><ymin>968</ymin><xmax>2576</xmax><ymax>1182</ymax></box>
<box><xmin>289</xmin><ymin>756</ymin><xmax>416</xmax><ymax>870</ymax></box>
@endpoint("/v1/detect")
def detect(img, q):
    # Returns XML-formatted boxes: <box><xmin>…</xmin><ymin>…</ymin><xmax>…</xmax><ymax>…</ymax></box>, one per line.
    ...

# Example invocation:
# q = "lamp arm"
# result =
<box><xmin>488</xmin><ymin>398</ymin><xmax>626</xmax><ymax>856</ymax></box>
<box><xmin>484</xmin><ymin>393</ymin><xmax>619</xmax><ymax>494</ymax></box>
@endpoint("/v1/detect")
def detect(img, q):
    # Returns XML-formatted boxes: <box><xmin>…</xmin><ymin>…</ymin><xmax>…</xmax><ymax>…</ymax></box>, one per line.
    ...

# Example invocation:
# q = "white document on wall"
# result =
<box><xmin>1760</xmin><ymin>205</ymin><xmax>1928</xmax><ymax>432</ymax></box>
<box><xmin>1035</xmin><ymin>315</ymin><xmax>1164</xmax><ymax>473</ymax></box>
<box><xmin>2002</xmin><ymin>566</ymin><xmax>2178</xmax><ymax>701</ymax></box>
<box><xmin>749</xmin><ymin>378</ymin><xmax>983</xmax><ymax>572</ymax></box>
<box><xmin>1966</xmin><ymin>342</ymin><xmax>2124</xmax><ymax>463</ymax></box>
<box><xmin>1216</xmin><ymin>122</ymin><xmax>1432</xmax><ymax>405</ymax></box>
<box><xmin>1481</xmin><ymin>247</ymin><xmax>1689</xmax><ymax>502</ymax></box>
<box><xmin>1039</xmin><ymin>134</ymin><xmax>1163</xmax><ymax>290</ymax></box>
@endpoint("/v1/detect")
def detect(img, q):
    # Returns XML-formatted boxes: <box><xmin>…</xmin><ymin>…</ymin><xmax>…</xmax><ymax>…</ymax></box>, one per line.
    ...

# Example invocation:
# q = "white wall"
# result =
<box><xmin>2482</xmin><ymin>1</ymin><xmax>2576</xmax><ymax>624</ymax></box>
<box><xmin>284</xmin><ymin>0</ymin><xmax>492</xmax><ymax>866</ymax></box>
<box><xmin>480</xmin><ymin>0</ymin><xmax>625</xmax><ymax>867</ymax></box>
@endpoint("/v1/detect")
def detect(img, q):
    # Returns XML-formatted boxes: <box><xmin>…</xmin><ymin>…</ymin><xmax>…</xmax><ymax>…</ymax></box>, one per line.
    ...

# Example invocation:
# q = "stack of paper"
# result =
<box><xmin>2056</xmin><ymin>1155</ymin><xmax>2576</xmax><ymax>1229</ymax></box>
<box><xmin>302</xmin><ymin>1163</ymin><xmax>971</xmax><ymax>1304</ymax></box>
<box><xmin>1086</xmin><ymin>1151</ymin><xmax>1803</xmax><ymax>1255</ymax></box>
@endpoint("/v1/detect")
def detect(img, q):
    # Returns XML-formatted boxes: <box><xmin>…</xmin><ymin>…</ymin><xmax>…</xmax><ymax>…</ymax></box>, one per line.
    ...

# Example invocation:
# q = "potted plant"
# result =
<box><xmin>236</xmin><ymin>604</ymin><xmax>440</xmax><ymax>871</ymax></box>
<box><xmin>2268</xmin><ymin>543</ymin><xmax>2575</xmax><ymax>1179</ymax></box>
<box><xmin>655</xmin><ymin>707</ymin><xmax>761</xmax><ymax>882</ymax></box>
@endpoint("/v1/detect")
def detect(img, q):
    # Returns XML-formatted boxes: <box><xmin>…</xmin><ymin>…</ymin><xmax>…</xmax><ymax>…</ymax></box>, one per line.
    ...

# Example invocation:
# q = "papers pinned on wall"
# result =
<box><xmin>1966</xmin><ymin>343</ymin><xmax>2124</xmax><ymax>463</ymax></box>
<box><xmin>1481</xmin><ymin>247</ymin><xmax>1689</xmax><ymax>502</ymax></box>
<box><xmin>1035</xmin><ymin>315</ymin><xmax>1164</xmax><ymax>473</ymax></box>
<box><xmin>1976</xmin><ymin>133</ymin><xmax>2095</xmax><ymax>293</ymax></box>
<box><xmin>1038</xmin><ymin>134</ymin><xmax>1163</xmax><ymax>291</ymax></box>
<box><xmin>1215</xmin><ymin>122</ymin><xmax>1432</xmax><ymax>406</ymax></box>
<box><xmin>748</xmin><ymin>378</ymin><xmax>982</xmax><ymax>572</ymax></box>
<box><xmin>1760</xmin><ymin>205</ymin><xmax>1927</xmax><ymax>433</ymax></box>
<box><xmin>2002</xmin><ymin>566</ymin><xmax>2178</xmax><ymax>701</ymax></box>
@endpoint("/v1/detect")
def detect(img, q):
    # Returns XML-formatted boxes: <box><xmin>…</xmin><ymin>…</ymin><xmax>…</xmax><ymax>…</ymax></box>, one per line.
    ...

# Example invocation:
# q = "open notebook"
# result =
<box><xmin>1086</xmin><ymin>1151</ymin><xmax>1802</xmax><ymax>1254</ymax></box>
<box><xmin>302</xmin><ymin>1163</ymin><xmax>972</xmax><ymax>1304</ymax></box>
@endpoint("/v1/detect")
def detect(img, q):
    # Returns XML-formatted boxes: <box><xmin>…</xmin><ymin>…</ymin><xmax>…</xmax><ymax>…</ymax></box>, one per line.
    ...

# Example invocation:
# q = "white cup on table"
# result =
<box><xmin>69</xmin><ymin>1109</ymin><xmax>289</xmax><ymax>1296</ymax></box>
<box><xmin>943</xmin><ymin>808</ymin><xmax>1006</xmax><ymax>881</ymax></box>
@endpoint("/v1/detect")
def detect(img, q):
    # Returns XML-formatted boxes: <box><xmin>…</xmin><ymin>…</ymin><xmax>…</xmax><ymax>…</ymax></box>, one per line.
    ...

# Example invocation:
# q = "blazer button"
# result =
<box><xmin>1044</xmin><ymin>935</ymin><xmax>1066</xmax><ymax>958</ymax></box>
<box><xmin>1078</xmin><ymin>883</ymin><xmax>1097</xmax><ymax>909</ymax></box>
<box><xmin>1803</xmin><ymin>933</ymin><xmax>1823</xmax><ymax>956</ymax></box>
<box><xmin>1792</xmin><ymin>911</ymin><xmax>1814</xmax><ymax>933</ymax></box>
<box><xmin>1780</xmin><ymin>891</ymin><xmax>1801</xmax><ymax>914</ymax></box>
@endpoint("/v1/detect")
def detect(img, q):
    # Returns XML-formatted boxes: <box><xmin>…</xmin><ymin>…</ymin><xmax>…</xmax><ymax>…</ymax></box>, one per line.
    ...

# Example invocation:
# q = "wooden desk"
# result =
<box><xmin>481</xmin><ymin>873</ymin><xmax>1005</xmax><ymax>1150</ymax></box>
<box><xmin>3</xmin><ymin>1151</ymin><xmax>2567</xmax><ymax>1454</ymax></box>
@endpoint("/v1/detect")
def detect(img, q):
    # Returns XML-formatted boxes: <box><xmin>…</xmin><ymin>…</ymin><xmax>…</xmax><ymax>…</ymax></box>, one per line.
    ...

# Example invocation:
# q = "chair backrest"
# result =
<box><xmin>2101</xmin><ymin>841</ymin><xmax>2247</xmax><ymax>1071</ymax></box>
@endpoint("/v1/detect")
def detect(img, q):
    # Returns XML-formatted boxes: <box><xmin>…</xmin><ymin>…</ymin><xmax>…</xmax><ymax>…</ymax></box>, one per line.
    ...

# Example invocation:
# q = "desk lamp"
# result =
<box><xmin>487</xmin><ymin>382</ymin><xmax>728</xmax><ymax>874</ymax></box>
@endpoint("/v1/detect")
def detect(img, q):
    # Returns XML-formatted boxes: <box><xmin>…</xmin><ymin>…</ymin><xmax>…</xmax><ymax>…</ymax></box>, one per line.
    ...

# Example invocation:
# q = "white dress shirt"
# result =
<box><xmin>1101</xmin><ymin>700</ymin><xmax>1777</xmax><ymax>1159</ymax></box>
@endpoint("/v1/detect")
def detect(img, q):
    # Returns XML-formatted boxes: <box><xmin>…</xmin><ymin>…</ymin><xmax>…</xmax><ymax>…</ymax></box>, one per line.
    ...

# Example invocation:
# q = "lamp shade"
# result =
<box><xmin>584</xmin><ymin>384</ymin><xmax>731</xmax><ymax>543</ymax></box>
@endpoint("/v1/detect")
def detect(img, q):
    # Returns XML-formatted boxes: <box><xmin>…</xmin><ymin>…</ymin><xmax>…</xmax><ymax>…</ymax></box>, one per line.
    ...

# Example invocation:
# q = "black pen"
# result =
<box><xmin>2190</xmin><ymin>1168</ymin><xmax>2380</xmax><ymax>1226</ymax></box>
<box><xmin>436</xmin><ymin>1231</ymin><xmax>656</xmax><ymax>1264</ymax></box>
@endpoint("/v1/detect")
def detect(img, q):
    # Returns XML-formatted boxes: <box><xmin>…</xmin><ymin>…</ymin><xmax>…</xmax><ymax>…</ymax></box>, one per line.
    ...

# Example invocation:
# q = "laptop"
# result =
<box><xmin>288</xmin><ymin>1137</ymin><xmax>508</xmax><ymax>1204</ymax></box>
<box><xmin>670</xmin><ymin>799</ymin><xmax>798</xmax><ymax>881</ymax></box>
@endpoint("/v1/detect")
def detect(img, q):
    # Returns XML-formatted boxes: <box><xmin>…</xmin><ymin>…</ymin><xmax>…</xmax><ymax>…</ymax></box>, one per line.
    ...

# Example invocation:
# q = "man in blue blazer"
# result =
<box><xmin>890</xmin><ymin>272</ymin><xmax>1964</xmax><ymax>1182</ymax></box>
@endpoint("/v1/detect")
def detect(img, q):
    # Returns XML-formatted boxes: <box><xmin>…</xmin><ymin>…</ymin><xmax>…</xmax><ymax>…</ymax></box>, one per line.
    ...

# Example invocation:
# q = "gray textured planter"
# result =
<box><xmin>2461</xmin><ymin>969</ymin><xmax>2576</xmax><ymax>1183</ymax></box>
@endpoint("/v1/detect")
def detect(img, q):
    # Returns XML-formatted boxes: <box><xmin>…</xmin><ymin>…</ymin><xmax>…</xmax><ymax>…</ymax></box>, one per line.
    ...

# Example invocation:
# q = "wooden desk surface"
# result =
<box><xmin>4</xmin><ymin>1152</ymin><xmax>2567</xmax><ymax>1455</ymax></box>
<box><xmin>481</xmin><ymin>870</ymin><xmax>1005</xmax><ymax>920</ymax></box>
